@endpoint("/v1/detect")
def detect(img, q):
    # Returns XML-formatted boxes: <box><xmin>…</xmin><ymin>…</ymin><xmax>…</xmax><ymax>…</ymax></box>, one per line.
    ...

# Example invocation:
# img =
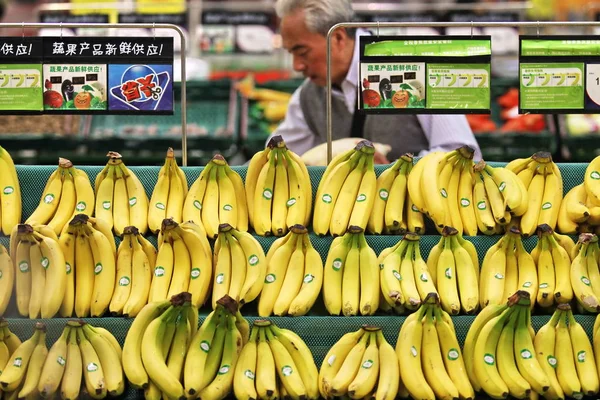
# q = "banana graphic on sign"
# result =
<box><xmin>557</xmin><ymin>73</ymin><xmax>566</xmax><ymax>85</ymax></box>
<box><xmin>541</xmin><ymin>73</ymin><xmax>551</xmax><ymax>86</ymax></box>
<box><xmin>571</xmin><ymin>72</ymin><xmax>581</xmax><ymax>86</ymax></box>
<box><xmin>0</xmin><ymin>74</ymin><xmax>9</xmax><ymax>88</ymax></box>
<box><xmin>432</xmin><ymin>74</ymin><xmax>441</xmax><ymax>87</ymax></box>
<box><xmin>477</xmin><ymin>73</ymin><xmax>487</xmax><ymax>87</ymax></box>
<box><xmin>449</xmin><ymin>74</ymin><xmax>457</xmax><ymax>86</ymax></box>
<box><xmin>28</xmin><ymin>74</ymin><xmax>39</xmax><ymax>88</ymax></box>
<box><xmin>14</xmin><ymin>74</ymin><xmax>24</xmax><ymax>87</ymax></box>
<box><xmin>524</xmin><ymin>73</ymin><xmax>535</xmax><ymax>87</ymax></box>
<box><xmin>463</xmin><ymin>74</ymin><xmax>473</xmax><ymax>86</ymax></box>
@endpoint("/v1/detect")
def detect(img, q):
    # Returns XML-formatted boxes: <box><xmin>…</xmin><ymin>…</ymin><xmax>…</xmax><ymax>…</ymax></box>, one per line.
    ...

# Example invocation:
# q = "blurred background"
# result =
<box><xmin>0</xmin><ymin>0</ymin><xmax>598</xmax><ymax>165</ymax></box>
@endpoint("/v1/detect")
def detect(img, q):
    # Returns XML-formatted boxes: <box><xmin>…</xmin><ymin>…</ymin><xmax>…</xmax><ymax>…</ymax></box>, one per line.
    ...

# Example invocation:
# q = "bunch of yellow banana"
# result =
<box><xmin>584</xmin><ymin>154</ymin><xmax>600</xmax><ymax>225</ymax></box>
<box><xmin>108</xmin><ymin>225</ymin><xmax>157</xmax><ymax>317</ymax></box>
<box><xmin>407</xmin><ymin>146</ymin><xmax>476</xmax><ymax>234</ymax></box>
<box><xmin>0</xmin><ymin>319</ymin><xmax>22</xmax><ymax>374</ymax></box>
<box><xmin>6</xmin><ymin>223</ymin><xmax>66</xmax><ymax>319</ymax></box>
<box><xmin>506</xmin><ymin>152</ymin><xmax>563</xmax><ymax>237</ymax></box>
<box><xmin>183</xmin><ymin>154</ymin><xmax>248</xmax><ymax>239</ymax></box>
<box><xmin>0</xmin><ymin>145</ymin><xmax>21</xmax><ymax>236</ymax></box>
<box><xmin>367</xmin><ymin>154</ymin><xmax>425</xmax><ymax>234</ymax></box>
<box><xmin>25</xmin><ymin>158</ymin><xmax>94</xmax><ymax>236</ymax></box>
<box><xmin>0</xmin><ymin>322</ymin><xmax>47</xmax><ymax>399</ymax></box>
<box><xmin>182</xmin><ymin>295</ymin><xmax>248</xmax><ymax>400</ymax></box>
<box><xmin>0</xmin><ymin>244</ymin><xmax>13</xmax><ymax>316</ymax></box>
<box><xmin>528</xmin><ymin>224</ymin><xmax>574</xmax><ymax>309</ymax></box>
<box><xmin>258</xmin><ymin>225</ymin><xmax>323</xmax><ymax>317</ymax></box>
<box><xmin>147</xmin><ymin>147</ymin><xmax>188</xmax><ymax>234</ymax></box>
<box><xmin>464</xmin><ymin>291</ymin><xmax>550</xmax><ymax>399</ymax></box>
<box><xmin>570</xmin><ymin>233</ymin><xmax>600</xmax><ymax>313</ymax></box>
<box><xmin>537</xmin><ymin>304</ymin><xmax>599</xmax><ymax>400</ymax></box>
<box><xmin>378</xmin><ymin>233</ymin><xmax>437</xmax><ymax>314</ymax></box>
<box><xmin>557</xmin><ymin>183</ymin><xmax>600</xmax><ymax>234</ymax></box>
<box><xmin>479</xmin><ymin>227</ymin><xmax>538</xmax><ymax>309</ymax></box>
<box><xmin>95</xmin><ymin>151</ymin><xmax>149</xmax><ymax>236</ymax></box>
<box><xmin>235</xmin><ymin>74</ymin><xmax>292</xmax><ymax>103</ymax></box>
<box><xmin>313</xmin><ymin>140</ymin><xmax>377</xmax><ymax>237</ymax></box>
<box><xmin>148</xmin><ymin>219</ymin><xmax>213</xmax><ymax>308</ymax></box>
<box><xmin>322</xmin><ymin>226</ymin><xmax>379</xmax><ymax>316</ymax></box>
<box><xmin>210</xmin><ymin>223</ymin><xmax>266</xmax><ymax>309</ymax></box>
<box><xmin>427</xmin><ymin>227</ymin><xmax>479</xmax><ymax>314</ymax></box>
<box><xmin>319</xmin><ymin>324</ymin><xmax>399</xmax><ymax>400</ymax></box>
<box><xmin>396</xmin><ymin>293</ymin><xmax>474</xmax><ymax>400</ymax></box>
<box><xmin>30</xmin><ymin>319</ymin><xmax>124</xmax><ymax>400</ymax></box>
<box><xmin>245</xmin><ymin>136</ymin><xmax>312</xmax><ymax>237</ymax></box>
<box><xmin>234</xmin><ymin>319</ymin><xmax>319</xmax><ymax>400</ymax></box>
<box><xmin>56</xmin><ymin>214</ymin><xmax>116</xmax><ymax>318</ymax></box>
<box><xmin>472</xmin><ymin>161</ymin><xmax>529</xmax><ymax>235</ymax></box>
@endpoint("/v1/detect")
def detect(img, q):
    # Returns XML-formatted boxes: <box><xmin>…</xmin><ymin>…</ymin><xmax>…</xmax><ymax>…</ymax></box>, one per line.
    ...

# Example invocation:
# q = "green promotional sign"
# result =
<box><xmin>0</xmin><ymin>64</ymin><xmax>43</xmax><ymax>111</ymax></box>
<box><xmin>364</xmin><ymin>39</ymin><xmax>492</xmax><ymax>57</ymax></box>
<box><xmin>519</xmin><ymin>63</ymin><xmax>584</xmax><ymax>110</ymax></box>
<box><xmin>522</xmin><ymin>39</ymin><xmax>600</xmax><ymax>56</ymax></box>
<box><xmin>426</xmin><ymin>64</ymin><xmax>490</xmax><ymax>109</ymax></box>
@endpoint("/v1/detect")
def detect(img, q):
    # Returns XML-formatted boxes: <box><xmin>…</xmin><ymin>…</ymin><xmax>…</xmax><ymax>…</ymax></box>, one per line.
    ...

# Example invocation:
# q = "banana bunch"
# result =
<box><xmin>378</xmin><ymin>233</ymin><xmax>436</xmax><ymax>313</ymax></box>
<box><xmin>245</xmin><ymin>135</ymin><xmax>312</xmax><ymax>237</ymax></box>
<box><xmin>183</xmin><ymin>154</ymin><xmax>248</xmax><ymax>239</ymax></box>
<box><xmin>528</xmin><ymin>224</ymin><xmax>573</xmax><ymax>308</ymax></box>
<box><xmin>0</xmin><ymin>145</ymin><xmax>21</xmax><ymax>235</ymax></box>
<box><xmin>479</xmin><ymin>227</ymin><xmax>538</xmax><ymax>309</ymax></box>
<box><xmin>108</xmin><ymin>225</ymin><xmax>157</xmax><ymax>316</ymax></box>
<box><xmin>570</xmin><ymin>233</ymin><xmax>600</xmax><ymax>313</ymax></box>
<box><xmin>506</xmin><ymin>152</ymin><xmax>563</xmax><ymax>237</ymax></box>
<box><xmin>464</xmin><ymin>291</ymin><xmax>550</xmax><ymax>399</ymax></box>
<box><xmin>367</xmin><ymin>154</ymin><xmax>425</xmax><ymax>235</ymax></box>
<box><xmin>148</xmin><ymin>219</ymin><xmax>213</xmax><ymax>307</ymax></box>
<box><xmin>33</xmin><ymin>319</ymin><xmax>124</xmax><ymax>400</ymax></box>
<box><xmin>0</xmin><ymin>322</ymin><xmax>47</xmax><ymax>399</ymax></box>
<box><xmin>7</xmin><ymin>224</ymin><xmax>66</xmax><ymax>318</ymax></box>
<box><xmin>319</xmin><ymin>325</ymin><xmax>399</xmax><ymax>399</ymax></box>
<box><xmin>584</xmin><ymin>154</ymin><xmax>600</xmax><ymax>220</ymax></box>
<box><xmin>537</xmin><ymin>304</ymin><xmax>599</xmax><ymax>400</ymax></box>
<box><xmin>182</xmin><ymin>295</ymin><xmax>247</xmax><ymax>400</ymax></box>
<box><xmin>25</xmin><ymin>158</ymin><xmax>94</xmax><ymax>236</ymax></box>
<box><xmin>557</xmin><ymin>183</ymin><xmax>600</xmax><ymax>234</ymax></box>
<box><xmin>472</xmin><ymin>161</ymin><xmax>529</xmax><ymax>235</ymax></box>
<box><xmin>95</xmin><ymin>151</ymin><xmax>149</xmax><ymax>236</ymax></box>
<box><xmin>258</xmin><ymin>225</ymin><xmax>323</xmax><ymax>317</ymax></box>
<box><xmin>56</xmin><ymin>214</ymin><xmax>116</xmax><ymax>318</ymax></box>
<box><xmin>210</xmin><ymin>223</ymin><xmax>266</xmax><ymax>308</ymax></box>
<box><xmin>234</xmin><ymin>319</ymin><xmax>319</xmax><ymax>400</ymax></box>
<box><xmin>322</xmin><ymin>226</ymin><xmax>379</xmax><ymax>316</ymax></box>
<box><xmin>313</xmin><ymin>140</ymin><xmax>377</xmax><ymax>237</ymax></box>
<box><xmin>427</xmin><ymin>227</ymin><xmax>479</xmax><ymax>314</ymax></box>
<box><xmin>396</xmin><ymin>293</ymin><xmax>474</xmax><ymax>400</ymax></box>
<box><xmin>407</xmin><ymin>146</ymin><xmax>476</xmax><ymax>234</ymax></box>
<box><xmin>148</xmin><ymin>147</ymin><xmax>188</xmax><ymax>234</ymax></box>
<box><xmin>0</xmin><ymin>244</ymin><xmax>13</xmax><ymax>316</ymax></box>
<box><xmin>0</xmin><ymin>320</ymin><xmax>22</xmax><ymax>375</ymax></box>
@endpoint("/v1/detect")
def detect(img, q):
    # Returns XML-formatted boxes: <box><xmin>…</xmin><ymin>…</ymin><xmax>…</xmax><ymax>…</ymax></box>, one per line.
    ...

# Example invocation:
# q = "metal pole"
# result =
<box><xmin>325</xmin><ymin>20</ymin><xmax>600</xmax><ymax>165</ymax></box>
<box><xmin>0</xmin><ymin>22</ymin><xmax>189</xmax><ymax>165</ymax></box>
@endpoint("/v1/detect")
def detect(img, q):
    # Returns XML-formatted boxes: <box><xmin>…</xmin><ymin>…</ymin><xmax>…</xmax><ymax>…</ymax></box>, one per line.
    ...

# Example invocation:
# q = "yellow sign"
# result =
<box><xmin>70</xmin><ymin>0</ymin><xmax>118</xmax><ymax>23</ymax></box>
<box><xmin>136</xmin><ymin>0</ymin><xmax>186</xmax><ymax>14</ymax></box>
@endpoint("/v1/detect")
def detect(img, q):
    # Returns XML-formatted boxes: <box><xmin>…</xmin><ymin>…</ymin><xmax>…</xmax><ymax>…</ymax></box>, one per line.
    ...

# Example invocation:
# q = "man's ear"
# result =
<box><xmin>331</xmin><ymin>27</ymin><xmax>350</xmax><ymax>48</ymax></box>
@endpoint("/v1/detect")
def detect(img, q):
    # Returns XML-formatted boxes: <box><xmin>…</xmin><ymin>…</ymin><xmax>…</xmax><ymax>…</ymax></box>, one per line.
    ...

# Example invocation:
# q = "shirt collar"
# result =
<box><xmin>345</xmin><ymin>28</ymin><xmax>372</xmax><ymax>89</ymax></box>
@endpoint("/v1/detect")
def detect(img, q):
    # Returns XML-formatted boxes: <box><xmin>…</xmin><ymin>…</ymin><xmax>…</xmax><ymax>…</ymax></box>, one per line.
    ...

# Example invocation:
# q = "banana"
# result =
<box><xmin>533</xmin><ymin>309</ymin><xmax>564</xmax><ymax>400</ymax></box>
<box><xmin>571</xmin><ymin>234</ymin><xmax>600</xmax><ymax>312</ymax></box>
<box><xmin>515</xmin><ymin>307</ymin><xmax>551</xmax><ymax>394</ymax></box>
<box><xmin>0</xmin><ymin>244</ymin><xmax>13</xmax><ymax>316</ymax></box>
<box><xmin>555</xmin><ymin>311</ymin><xmax>583</xmax><ymax>399</ymax></box>
<box><xmin>437</xmin><ymin>232</ymin><xmax>461</xmax><ymax>315</ymax></box>
<box><xmin>253</xmin><ymin>151</ymin><xmax>277</xmax><ymax>236</ymax></box>
<box><xmin>227</xmin><ymin>233</ymin><xmax>247</xmax><ymax>303</ymax></box>
<box><xmin>2</xmin><ymin>324</ymin><xmax>21</xmax><ymax>357</ymax></box>
<box><xmin>473</xmin><ymin>171</ymin><xmax>497</xmax><ymax>234</ymax></box>
<box><xmin>112</xmin><ymin>164</ymin><xmax>130</xmax><ymax>236</ymax></box>
<box><xmin>288</xmin><ymin>232</ymin><xmax>324</xmax><ymax>317</ymax></box>
<box><xmin>165</xmin><ymin>310</ymin><xmax>190</xmax><ymax>399</ymax></box>
<box><xmin>259</xmin><ymin>232</ymin><xmax>298</xmax><ymax>316</ymax></box>
<box><xmin>71</xmin><ymin>168</ymin><xmax>95</xmax><ymax>219</ymax></box>
<box><xmin>567</xmin><ymin>310</ymin><xmax>599</xmax><ymax>396</ymax></box>
<box><xmin>245</xmin><ymin>148</ymin><xmax>271</xmax><ymax>227</ymax></box>
<box><xmin>26</xmin><ymin>167</ymin><xmax>63</xmax><ymax>226</ymax></box>
<box><xmin>374</xmin><ymin>329</ymin><xmax>399</xmax><ymax>400</ymax></box>
<box><xmin>458</xmin><ymin>160</ymin><xmax>478</xmax><ymax>236</ymax></box>
<box><xmin>87</xmin><ymin>216</ymin><xmax>117</xmax><ymax>257</ymax></box>
<box><xmin>148</xmin><ymin>235</ymin><xmax>174</xmax><ymax>303</ymax></box>
<box><xmin>420</xmin><ymin>151</ymin><xmax>455</xmax><ymax>227</ymax></box>
<box><xmin>329</xmin><ymin>329</ymin><xmax>368</xmax><ymax>396</ymax></box>
<box><xmin>349</xmin><ymin>155</ymin><xmax>377</xmax><ymax>230</ymax></box>
<box><xmin>347</xmin><ymin>331</ymin><xmax>379</xmax><ymax>399</ymax></box>
<box><xmin>399</xmin><ymin>240</ymin><xmax>421</xmax><ymax>310</ymax></box>
<box><xmin>213</xmin><ymin>228</ymin><xmax>233</xmax><ymax>309</ymax></box>
<box><xmin>537</xmin><ymin>235</ymin><xmax>555</xmax><ymax>308</ymax></box>
<box><xmin>451</xmin><ymin>234</ymin><xmax>479</xmax><ymax>314</ymax></box>
<box><xmin>148</xmin><ymin>155</ymin><xmax>171</xmax><ymax>234</ymax></box>
<box><xmin>330</xmin><ymin>155</ymin><xmax>366</xmax><ymax>237</ymax></box>
<box><xmin>585</xmin><ymin>155</ymin><xmax>600</xmax><ymax>204</ymax></box>
<box><xmin>358</xmin><ymin>232</ymin><xmax>380</xmax><ymax>316</ymax></box>
<box><xmin>480</xmin><ymin>235</ymin><xmax>508</xmax><ymax>308</ymax></box>
<box><xmin>14</xmin><ymin>231</ymin><xmax>33</xmax><ymax>317</ymax></box>
<box><xmin>342</xmin><ymin>233</ymin><xmax>360</xmax><ymax>316</ymax></box>
<box><xmin>217</xmin><ymin>163</ymin><xmax>239</xmax><ymax>232</ymax></box>
<box><xmin>281</xmin><ymin>148</ymin><xmax>310</xmax><ymax>229</ymax></box>
<box><xmin>548</xmin><ymin>233</ymin><xmax>573</xmax><ymax>303</ymax></box>
<box><xmin>0</xmin><ymin>323</ymin><xmax>45</xmax><ymax>392</ymax></box>
<box><xmin>76</xmin><ymin>327</ymin><xmax>107</xmax><ymax>399</ymax></box>
<box><xmin>58</xmin><ymin>224</ymin><xmax>76</xmax><ymax>318</ymax></box>
<box><xmin>182</xmin><ymin>163</ymin><xmax>213</xmax><ymax>227</ymax></box>
<box><xmin>412</xmin><ymin>239</ymin><xmax>438</xmax><ymax>305</ymax></box>
<box><xmin>234</xmin><ymin>327</ymin><xmax>258</xmax><ymax>400</ymax></box>
<box><xmin>231</xmin><ymin>229</ymin><xmax>266</xmax><ymax>305</ymax></box>
<box><xmin>61</xmin><ymin>328</ymin><xmax>82</xmax><ymax>400</ymax></box>
<box><xmin>408</xmin><ymin>152</ymin><xmax>440</xmax><ymax>213</ymax></box>
<box><xmin>265</xmin><ymin>326</ymin><xmax>307</xmax><ymax>399</ymax></box>
<box><xmin>74</xmin><ymin>225</ymin><xmax>94</xmax><ymax>318</ymax></box>
<box><xmin>18</xmin><ymin>326</ymin><xmax>48</xmax><ymax>399</ymax></box>
<box><xmin>368</xmin><ymin>160</ymin><xmax>399</xmax><ymax>234</ymax></box>
<box><xmin>83</xmin><ymin>323</ymin><xmax>124</xmax><ymax>397</ymax></box>
<box><xmin>110</xmin><ymin>232</ymin><xmax>133</xmax><ymax>315</ymax></box>
<box><xmin>167</xmin><ymin>230</ymin><xmax>191</xmax><ymax>300</ymax></box>
<box><xmin>177</xmin><ymin>225</ymin><xmax>212</xmax><ymax>309</ymax></box>
<box><xmin>496</xmin><ymin>310</ymin><xmax>531</xmax><ymax>399</ymax></box>
<box><xmin>94</xmin><ymin>165</ymin><xmax>114</xmax><ymax>230</ymax></box>
<box><xmin>380</xmin><ymin>239</ymin><xmax>408</xmax><ymax>308</ymax></box>
<box><xmin>271</xmin><ymin>148</ymin><xmax>289</xmax><ymax>236</ymax></box>
<box><xmin>273</xmin><ymin>228</ymin><xmax>306</xmax><ymax>316</ymax></box>
<box><xmin>48</xmin><ymin>167</ymin><xmax>76</xmax><ymax>235</ymax></box>
<box><xmin>0</xmin><ymin>146</ymin><xmax>21</xmax><ymax>235</ymax></box>
<box><xmin>83</xmin><ymin>224</ymin><xmax>116</xmax><ymax>317</ymax></box>
<box><xmin>224</xmin><ymin>163</ymin><xmax>248</xmax><ymax>232</ymax></box>
<box><xmin>521</xmin><ymin>170</ymin><xmax>546</xmax><ymax>237</ymax></box>
<box><xmin>202</xmin><ymin>165</ymin><xmax>221</xmax><ymax>239</ymax></box>
<box><xmin>319</xmin><ymin>329</ymin><xmax>365</xmax><ymax>398</ymax></box>
<box><xmin>27</xmin><ymin>238</ymin><xmax>45</xmax><ymax>319</ymax></box>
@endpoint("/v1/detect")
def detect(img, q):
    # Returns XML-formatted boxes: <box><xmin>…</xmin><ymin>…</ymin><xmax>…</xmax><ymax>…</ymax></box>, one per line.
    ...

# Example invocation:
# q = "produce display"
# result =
<box><xmin>0</xmin><ymin>147</ymin><xmax>21</xmax><ymax>236</ymax></box>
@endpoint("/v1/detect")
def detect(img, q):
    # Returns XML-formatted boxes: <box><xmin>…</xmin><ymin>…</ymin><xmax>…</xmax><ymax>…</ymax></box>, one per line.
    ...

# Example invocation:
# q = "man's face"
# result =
<box><xmin>280</xmin><ymin>9</ymin><xmax>349</xmax><ymax>87</ymax></box>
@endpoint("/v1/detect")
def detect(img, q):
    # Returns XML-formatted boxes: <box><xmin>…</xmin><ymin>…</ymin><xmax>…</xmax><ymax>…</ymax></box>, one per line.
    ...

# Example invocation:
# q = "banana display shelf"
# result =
<box><xmin>0</xmin><ymin>161</ymin><xmax>594</xmax><ymax>399</ymax></box>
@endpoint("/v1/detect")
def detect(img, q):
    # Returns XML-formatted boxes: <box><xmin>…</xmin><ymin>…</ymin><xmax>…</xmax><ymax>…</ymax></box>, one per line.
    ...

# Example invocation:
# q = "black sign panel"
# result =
<box><xmin>39</xmin><ymin>12</ymin><xmax>109</xmax><ymax>24</ymax></box>
<box><xmin>201</xmin><ymin>11</ymin><xmax>275</xmax><ymax>26</ymax></box>
<box><xmin>118</xmin><ymin>13</ymin><xmax>187</xmax><ymax>27</ymax></box>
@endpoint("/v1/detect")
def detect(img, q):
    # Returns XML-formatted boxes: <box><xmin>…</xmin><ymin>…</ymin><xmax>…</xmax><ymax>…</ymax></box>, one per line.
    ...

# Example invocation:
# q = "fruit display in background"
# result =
<box><xmin>55</xmin><ymin>214</ymin><xmax>116</xmax><ymax>318</ymax></box>
<box><xmin>313</xmin><ymin>140</ymin><xmax>377</xmax><ymax>237</ymax></box>
<box><xmin>211</xmin><ymin>223</ymin><xmax>266</xmax><ymax>309</ymax></box>
<box><xmin>407</xmin><ymin>146</ymin><xmax>477</xmax><ymax>235</ymax></box>
<box><xmin>0</xmin><ymin>145</ymin><xmax>21</xmax><ymax>236</ymax></box>
<box><xmin>570</xmin><ymin>233</ymin><xmax>600</xmax><ymax>313</ymax></box>
<box><xmin>108</xmin><ymin>226</ymin><xmax>156</xmax><ymax>317</ymax></box>
<box><xmin>94</xmin><ymin>151</ymin><xmax>149</xmax><ymax>236</ymax></box>
<box><xmin>183</xmin><ymin>154</ymin><xmax>248</xmax><ymax>239</ymax></box>
<box><xmin>322</xmin><ymin>226</ymin><xmax>380</xmax><ymax>316</ymax></box>
<box><xmin>245</xmin><ymin>135</ymin><xmax>312</xmax><ymax>237</ymax></box>
<box><xmin>147</xmin><ymin>147</ymin><xmax>188</xmax><ymax>234</ymax></box>
<box><xmin>7</xmin><ymin>224</ymin><xmax>66</xmax><ymax>319</ymax></box>
<box><xmin>257</xmin><ymin>225</ymin><xmax>323</xmax><ymax>317</ymax></box>
<box><xmin>479</xmin><ymin>227</ymin><xmax>538</xmax><ymax>309</ymax></box>
<box><xmin>0</xmin><ymin>244</ymin><xmax>13</xmax><ymax>316</ymax></box>
<box><xmin>319</xmin><ymin>324</ymin><xmax>399</xmax><ymax>399</ymax></box>
<box><xmin>0</xmin><ymin>322</ymin><xmax>47</xmax><ymax>398</ymax></box>
<box><xmin>367</xmin><ymin>153</ymin><xmax>425</xmax><ymax>235</ymax></box>
<box><xmin>378</xmin><ymin>233</ymin><xmax>436</xmax><ymax>314</ymax></box>
<box><xmin>396</xmin><ymin>293</ymin><xmax>474</xmax><ymax>400</ymax></box>
<box><xmin>234</xmin><ymin>319</ymin><xmax>319</xmax><ymax>400</ymax></box>
<box><xmin>464</xmin><ymin>291</ymin><xmax>549</xmax><ymax>399</ymax></box>
<box><xmin>25</xmin><ymin>157</ymin><xmax>95</xmax><ymax>236</ymax></box>
<box><xmin>506</xmin><ymin>152</ymin><xmax>563</xmax><ymax>237</ymax></box>
<box><xmin>427</xmin><ymin>227</ymin><xmax>479</xmax><ymax>315</ymax></box>
<box><xmin>149</xmin><ymin>218</ymin><xmax>213</xmax><ymax>308</ymax></box>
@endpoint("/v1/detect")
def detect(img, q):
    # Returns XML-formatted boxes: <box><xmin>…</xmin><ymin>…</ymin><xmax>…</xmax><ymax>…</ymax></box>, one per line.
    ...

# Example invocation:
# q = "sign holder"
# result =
<box><xmin>325</xmin><ymin>21</ymin><xmax>600</xmax><ymax>164</ymax></box>
<box><xmin>0</xmin><ymin>22</ymin><xmax>189</xmax><ymax>165</ymax></box>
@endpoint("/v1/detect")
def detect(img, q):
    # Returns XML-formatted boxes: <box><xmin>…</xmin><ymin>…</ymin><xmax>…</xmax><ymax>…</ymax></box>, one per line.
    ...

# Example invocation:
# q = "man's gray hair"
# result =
<box><xmin>275</xmin><ymin>0</ymin><xmax>355</xmax><ymax>37</ymax></box>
